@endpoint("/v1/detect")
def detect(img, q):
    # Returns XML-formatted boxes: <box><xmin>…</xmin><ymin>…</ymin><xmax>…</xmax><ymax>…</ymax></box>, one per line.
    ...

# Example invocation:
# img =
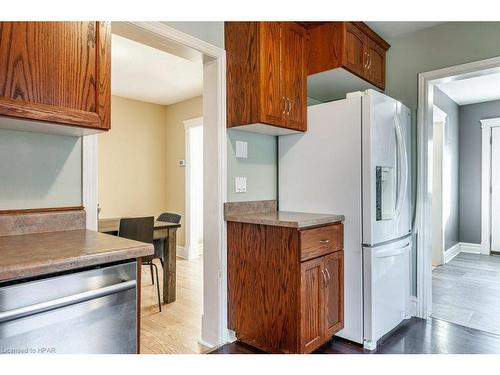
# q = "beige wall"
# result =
<box><xmin>98</xmin><ymin>96</ymin><xmax>168</xmax><ymax>219</ymax></box>
<box><xmin>98</xmin><ymin>95</ymin><xmax>202</xmax><ymax>247</ymax></box>
<box><xmin>164</xmin><ymin>96</ymin><xmax>203</xmax><ymax>246</ymax></box>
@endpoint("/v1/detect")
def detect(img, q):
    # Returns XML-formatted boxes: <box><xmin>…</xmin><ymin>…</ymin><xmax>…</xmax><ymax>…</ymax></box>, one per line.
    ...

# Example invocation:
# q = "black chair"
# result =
<box><xmin>118</xmin><ymin>217</ymin><xmax>162</xmax><ymax>312</ymax></box>
<box><xmin>153</xmin><ymin>212</ymin><xmax>182</xmax><ymax>268</ymax></box>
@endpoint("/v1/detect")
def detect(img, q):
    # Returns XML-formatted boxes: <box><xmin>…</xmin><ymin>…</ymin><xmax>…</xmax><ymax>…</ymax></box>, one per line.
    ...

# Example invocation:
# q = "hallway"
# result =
<box><xmin>432</xmin><ymin>252</ymin><xmax>500</xmax><ymax>334</ymax></box>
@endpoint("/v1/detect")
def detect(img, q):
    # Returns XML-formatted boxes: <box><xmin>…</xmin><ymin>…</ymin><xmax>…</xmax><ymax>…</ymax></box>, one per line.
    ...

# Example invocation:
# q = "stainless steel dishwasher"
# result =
<box><xmin>0</xmin><ymin>261</ymin><xmax>137</xmax><ymax>354</ymax></box>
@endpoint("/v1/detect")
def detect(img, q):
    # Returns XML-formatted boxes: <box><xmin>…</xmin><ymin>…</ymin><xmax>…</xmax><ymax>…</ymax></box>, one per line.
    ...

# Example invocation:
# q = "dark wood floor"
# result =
<box><xmin>210</xmin><ymin>318</ymin><xmax>500</xmax><ymax>354</ymax></box>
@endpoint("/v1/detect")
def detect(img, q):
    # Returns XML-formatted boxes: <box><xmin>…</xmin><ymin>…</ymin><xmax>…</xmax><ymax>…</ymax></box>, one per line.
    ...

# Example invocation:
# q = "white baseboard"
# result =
<box><xmin>460</xmin><ymin>242</ymin><xmax>484</xmax><ymax>255</ymax></box>
<box><xmin>444</xmin><ymin>243</ymin><xmax>461</xmax><ymax>264</ymax></box>
<box><xmin>444</xmin><ymin>242</ymin><xmax>486</xmax><ymax>264</ymax></box>
<box><xmin>408</xmin><ymin>296</ymin><xmax>417</xmax><ymax>317</ymax></box>
<box><xmin>176</xmin><ymin>245</ymin><xmax>188</xmax><ymax>259</ymax></box>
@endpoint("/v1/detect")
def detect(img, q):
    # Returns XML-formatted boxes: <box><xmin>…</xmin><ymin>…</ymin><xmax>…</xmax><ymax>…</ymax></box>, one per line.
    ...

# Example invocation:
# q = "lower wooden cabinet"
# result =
<box><xmin>227</xmin><ymin>221</ymin><xmax>344</xmax><ymax>353</ymax></box>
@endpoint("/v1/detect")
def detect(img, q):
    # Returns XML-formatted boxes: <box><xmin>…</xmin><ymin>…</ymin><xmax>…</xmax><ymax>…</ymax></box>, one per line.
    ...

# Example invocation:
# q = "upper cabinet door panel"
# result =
<box><xmin>259</xmin><ymin>22</ymin><xmax>285</xmax><ymax>126</ymax></box>
<box><xmin>366</xmin><ymin>38</ymin><xmax>385</xmax><ymax>89</ymax></box>
<box><xmin>0</xmin><ymin>22</ymin><xmax>111</xmax><ymax>130</ymax></box>
<box><xmin>283</xmin><ymin>22</ymin><xmax>307</xmax><ymax>131</ymax></box>
<box><xmin>0</xmin><ymin>22</ymin><xmax>96</xmax><ymax>111</ymax></box>
<box><xmin>343</xmin><ymin>23</ymin><xmax>366</xmax><ymax>77</ymax></box>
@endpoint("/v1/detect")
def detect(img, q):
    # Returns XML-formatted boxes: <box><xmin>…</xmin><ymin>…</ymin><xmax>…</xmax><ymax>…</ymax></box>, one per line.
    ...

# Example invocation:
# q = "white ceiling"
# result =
<box><xmin>365</xmin><ymin>22</ymin><xmax>444</xmax><ymax>40</ymax></box>
<box><xmin>111</xmin><ymin>34</ymin><xmax>203</xmax><ymax>106</ymax></box>
<box><xmin>436</xmin><ymin>72</ymin><xmax>500</xmax><ymax>106</ymax></box>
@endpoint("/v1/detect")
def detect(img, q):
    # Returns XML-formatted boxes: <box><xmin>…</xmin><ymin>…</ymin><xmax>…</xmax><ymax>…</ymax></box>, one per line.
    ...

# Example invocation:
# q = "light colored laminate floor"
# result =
<box><xmin>140</xmin><ymin>256</ymin><xmax>208</xmax><ymax>354</ymax></box>
<box><xmin>432</xmin><ymin>252</ymin><xmax>500</xmax><ymax>335</ymax></box>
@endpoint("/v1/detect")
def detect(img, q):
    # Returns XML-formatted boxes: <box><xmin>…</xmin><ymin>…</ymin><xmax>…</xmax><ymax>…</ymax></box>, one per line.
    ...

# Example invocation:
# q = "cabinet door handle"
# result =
<box><xmin>320</xmin><ymin>269</ymin><xmax>327</xmax><ymax>289</ymax></box>
<box><xmin>319</xmin><ymin>239</ymin><xmax>330</xmax><ymax>244</ymax></box>
<box><xmin>325</xmin><ymin>268</ymin><xmax>331</xmax><ymax>287</ymax></box>
<box><xmin>367</xmin><ymin>53</ymin><xmax>372</xmax><ymax>70</ymax></box>
<box><xmin>363</xmin><ymin>52</ymin><xmax>369</xmax><ymax>68</ymax></box>
<box><xmin>282</xmin><ymin>96</ymin><xmax>287</xmax><ymax>114</ymax></box>
<box><xmin>286</xmin><ymin>97</ymin><xmax>292</xmax><ymax>115</ymax></box>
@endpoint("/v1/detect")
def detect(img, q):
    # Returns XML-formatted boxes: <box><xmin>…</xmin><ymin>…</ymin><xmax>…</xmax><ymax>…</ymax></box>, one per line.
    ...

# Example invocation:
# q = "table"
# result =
<box><xmin>98</xmin><ymin>217</ymin><xmax>181</xmax><ymax>304</ymax></box>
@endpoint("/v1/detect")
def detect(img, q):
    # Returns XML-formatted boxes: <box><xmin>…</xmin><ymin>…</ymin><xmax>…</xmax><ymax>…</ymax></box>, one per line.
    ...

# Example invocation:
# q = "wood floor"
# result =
<box><xmin>210</xmin><ymin>317</ymin><xmax>500</xmax><ymax>354</ymax></box>
<box><xmin>140</xmin><ymin>256</ymin><xmax>208</xmax><ymax>354</ymax></box>
<box><xmin>432</xmin><ymin>252</ymin><xmax>500</xmax><ymax>334</ymax></box>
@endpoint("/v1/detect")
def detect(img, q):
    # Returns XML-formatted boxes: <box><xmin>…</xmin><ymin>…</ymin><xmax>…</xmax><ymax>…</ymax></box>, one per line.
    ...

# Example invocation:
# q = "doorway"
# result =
<box><xmin>417</xmin><ymin>57</ymin><xmax>500</xmax><ymax>334</ymax></box>
<box><xmin>82</xmin><ymin>22</ymin><xmax>228</xmax><ymax>351</ymax></box>
<box><xmin>185</xmin><ymin>117</ymin><xmax>204</xmax><ymax>260</ymax></box>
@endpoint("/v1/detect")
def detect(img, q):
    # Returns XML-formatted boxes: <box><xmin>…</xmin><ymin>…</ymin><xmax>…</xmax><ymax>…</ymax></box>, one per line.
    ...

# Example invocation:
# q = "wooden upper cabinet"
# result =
<box><xmin>225</xmin><ymin>21</ymin><xmax>307</xmax><ymax>133</ymax></box>
<box><xmin>365</xmin><ymin>37</ymin><xmax>386</xmax><ymax>89</ymax></box>
<box><xmin>308</xmin><ymin>22</ymin><xmax>390</xmax><ymax>90</ymax></box>
<box><xmin>259</xmin><ymin>22</ymin><xmax>284</xmax><ymax>127</ymax></box>
<box><xmin>344</xmin><ymin>22</ymin><xmax>366</xmax><ymax>77</ymax></box>
<box><xmin>0</xmin><ymin>22</ymin><xmax>111</xmax><ymax>132</ymax></box>
<box><xmin>283</xmin><ymin>22</ymin><xmax>307</xmax><ymax>131</ymax></box>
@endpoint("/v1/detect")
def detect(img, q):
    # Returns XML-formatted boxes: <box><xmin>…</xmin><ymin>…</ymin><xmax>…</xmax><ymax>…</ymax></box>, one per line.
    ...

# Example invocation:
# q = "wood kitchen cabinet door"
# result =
<box><xmin>365</xmin><ymin>37</ymin><xmax>386</xmax><ymax>90</ymax></box>
<box><xmin>343</xmin><ymin>22</ymin><xmax>366</xmax><ymax>77</ymax></box>
<box><xmin>323</xmin><ymin>251</ymin><xmax>344</xmax><ymax>336</ymax></box>
<box><xmin>0</xmin><ymin>22</ymin><xmax>111</xmax><ymax>130</ymax></box>
<box><xmin>282</xmin><ymin>22</ymin><xmax>307</xmax><ymax>131</ymax></box>
<box><xmin>300</xmin><ymin>256</ymin><xmax>325</xmax><ymax>353</ymax></box>
<box><xmin>259</xmin><ymin>22</ymin><xmax>285</xmax><ymax>127</ymax></box>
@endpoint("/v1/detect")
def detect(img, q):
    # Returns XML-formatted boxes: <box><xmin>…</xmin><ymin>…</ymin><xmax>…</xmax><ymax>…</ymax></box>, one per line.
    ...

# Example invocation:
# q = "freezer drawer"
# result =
<box><xmin>363</xmin><ymin>237</ymin><xmax>411</xmax><ymax>350</ymax></box>
<box><xmin>0</xmin><ymin>261</ymin><xmax>137</xmax><ymax>354</ymax></box>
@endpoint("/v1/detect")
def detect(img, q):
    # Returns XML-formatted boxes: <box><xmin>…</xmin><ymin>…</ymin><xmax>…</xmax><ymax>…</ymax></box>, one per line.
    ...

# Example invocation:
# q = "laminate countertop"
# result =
<box><xmin>0</xmin><ymin>229</ymin><xmax>153</xmax><ymax>282</ymax></box>
<box><xmin>224</xmin><ymin>211</ymin><xmax>344</xmax><ymax>229</ymax></box>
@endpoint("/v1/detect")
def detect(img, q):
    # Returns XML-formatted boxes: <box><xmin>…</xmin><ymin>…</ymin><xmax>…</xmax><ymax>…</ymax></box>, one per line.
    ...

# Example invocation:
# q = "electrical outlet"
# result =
<box><xmin>235</xmin><ymin>177</ymin><xmax>247</xmax><ymax>193</ymax></box>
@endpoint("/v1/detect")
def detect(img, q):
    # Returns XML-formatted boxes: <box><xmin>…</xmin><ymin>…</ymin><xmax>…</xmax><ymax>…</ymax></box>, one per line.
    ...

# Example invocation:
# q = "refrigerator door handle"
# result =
<box><xmin>374</xmin><ymin>242</ymin><xmax>411</xmax><ymax>258</ymax></box>
<box><xmin>394</xmin><ymin>104</ymin><xmax>408</xmax><ymax>222</ymax></box>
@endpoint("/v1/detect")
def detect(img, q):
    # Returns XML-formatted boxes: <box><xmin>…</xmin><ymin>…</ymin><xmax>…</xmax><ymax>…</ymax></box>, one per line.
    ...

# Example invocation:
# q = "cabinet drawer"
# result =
<box><xmin>300</xmin><ymin>224</ymin><xmax>343</xmax><ymax>261</ymax></box>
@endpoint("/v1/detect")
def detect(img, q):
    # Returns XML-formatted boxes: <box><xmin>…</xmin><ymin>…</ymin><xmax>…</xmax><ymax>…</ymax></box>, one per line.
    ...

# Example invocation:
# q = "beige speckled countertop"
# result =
<box><xmin>0</xmin><ymin>229</ymin><xmax>153</xmax><ymax>282</ymax></box>
<box><xmin>225</xmin><ymin>210</ymin><xmax>344</xmax><ymax>229</ymax></box>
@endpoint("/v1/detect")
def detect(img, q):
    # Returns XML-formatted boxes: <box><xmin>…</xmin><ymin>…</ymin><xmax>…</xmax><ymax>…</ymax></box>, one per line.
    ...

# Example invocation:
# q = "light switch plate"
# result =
<box><xmin>235</xmin><ymin>141</ymin><xmax>248</xmax><ymax>158</ymax></box>
<box><xmin>235</xmin><ymin>177</ymin><xmax>247</xmax><ymax>193</ymax></box>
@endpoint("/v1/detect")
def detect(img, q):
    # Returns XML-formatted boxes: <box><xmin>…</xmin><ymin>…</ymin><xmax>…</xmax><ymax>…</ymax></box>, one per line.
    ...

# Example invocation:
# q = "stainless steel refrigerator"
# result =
<box><xmin>279</xmin><ymin>89</ymin><xmax>412</xmax><ymax>350</ymax></box>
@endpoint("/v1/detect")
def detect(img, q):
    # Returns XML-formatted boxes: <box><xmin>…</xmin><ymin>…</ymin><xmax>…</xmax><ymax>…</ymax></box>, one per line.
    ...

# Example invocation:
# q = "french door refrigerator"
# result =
<box><xmin>279</xmin><ymin>89</ymin><xmax>412</xmax><ymax>350</ymax></box>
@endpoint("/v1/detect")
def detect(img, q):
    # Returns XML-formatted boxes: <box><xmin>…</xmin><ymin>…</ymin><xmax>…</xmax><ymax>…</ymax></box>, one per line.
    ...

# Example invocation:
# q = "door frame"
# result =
<box><xmin>82</xmin><ymin>22</ymin><xmax>229</xmax><ymax>348</ymax></box>
<box><xmin>183</xmin><ymin>116</ymin><xmax>204</xmax><ymax>260</ymax></box>
<box><xmin>431</xmin><ymin>105</ymin><xmax>446</xmax><ymax>266</ymax></box>
<box><xmin>416</xmin><ymin>56</ymin><xmax>500</xmax><ymax>319</ymax></box>
<box><xmin>481</xmin><ymin>117</ymin><xmax>500</xmax><ymax>256</ymax></box>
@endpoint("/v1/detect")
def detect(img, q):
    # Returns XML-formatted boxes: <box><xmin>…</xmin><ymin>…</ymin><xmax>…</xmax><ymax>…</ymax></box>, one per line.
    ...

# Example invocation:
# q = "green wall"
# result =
<box><xmin>226</xmin><ymin>129</ymin><xmax>278</xmax><ymax>202</ymax></box>
<box><xmin>0</xmin><ymin>129</ymin><xmax>82</xmax><ymax>210</ymax></box>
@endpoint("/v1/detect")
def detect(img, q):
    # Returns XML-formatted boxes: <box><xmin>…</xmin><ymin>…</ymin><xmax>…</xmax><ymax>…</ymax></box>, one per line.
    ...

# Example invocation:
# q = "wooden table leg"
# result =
<box><xmin>136</xmin><ymin>257</ymin><xmax>142</xmax><ymax>354</ymax></box>
<box><xmin>163</xmin><ymin>228</ymin><xmax>178</xmax><ymax>303</ymax></box>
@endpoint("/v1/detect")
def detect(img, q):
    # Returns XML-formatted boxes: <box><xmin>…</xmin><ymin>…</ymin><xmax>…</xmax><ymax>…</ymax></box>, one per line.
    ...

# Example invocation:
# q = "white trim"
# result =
<box><xmin>416</xmin><ymin>56</ymin><xmax>500</xmax><ymax>319</ymax></box>
<box><xmin>409</xmin><ymin>296</ymin><xmax>417</xmax><ymax>318</ymax></box>
<box><xmin>443</xmin><ymin>243</ymin><xmax>461</xmax><ymax>264</ymax></box>
<box><xmin>82</xmin><ymin>135</ymin><xmax>98</xmax><ymax>230</ymax></box>
<box><xmin>481</xmin><ymin>117</ymin><xmax>500</xmax><ymax>256</ymax></box>
<box><xmin>184</xmin><ymin>116</ymin><xmax>204</xmax><ymax>261</ymax></box>
<box><xmin>460</xmin><ymin>242</ymin><xmax>484</xmax><ymax>255</ymax></box>
<box><xmin>82</xmin><ymin>22</ymin><xmax>228</xmax><ymax>348</ymax></box>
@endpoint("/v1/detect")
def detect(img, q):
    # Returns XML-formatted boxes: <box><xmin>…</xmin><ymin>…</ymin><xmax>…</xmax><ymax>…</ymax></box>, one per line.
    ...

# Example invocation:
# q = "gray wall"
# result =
<box><xmin>434</xmin><ymin>87</ymin><xmax>460</xmax><ymax>251</ymax></box>
<box><xmin>459</xmin><ymin>99</ymin><xmax>500</xmax><ymax>244</ymax></box>
<box><xmin>0</xmin><ymin>129</ymin><xmax>82</xmax><ymax>209</ymax></box>
<box><xmin>226</xmin><ymin>130</ymin><xmax>277</xmax><ymax>202</ymax></box>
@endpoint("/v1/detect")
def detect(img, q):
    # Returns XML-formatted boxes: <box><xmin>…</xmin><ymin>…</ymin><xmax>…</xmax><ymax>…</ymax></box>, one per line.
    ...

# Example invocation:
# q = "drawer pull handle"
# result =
<box><xmin>319</xmin><ymin>239</ymin><xmax>330</xmax><ymax>244</ymax></box>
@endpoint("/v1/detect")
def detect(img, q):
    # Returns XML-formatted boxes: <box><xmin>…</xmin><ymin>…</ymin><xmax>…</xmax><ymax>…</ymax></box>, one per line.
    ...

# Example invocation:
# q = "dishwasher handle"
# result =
<box><xmin>0</xmin><ymin>279</ymin><xmax>136</xmax><ymax>324</ymax></box>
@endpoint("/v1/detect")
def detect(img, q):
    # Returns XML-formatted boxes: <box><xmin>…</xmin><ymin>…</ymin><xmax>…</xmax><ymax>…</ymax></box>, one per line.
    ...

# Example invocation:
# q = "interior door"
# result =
<box><xmin>491</xmin><ymin>127</ymin><xmax>500</xmax><ymax>252</ymax></box>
